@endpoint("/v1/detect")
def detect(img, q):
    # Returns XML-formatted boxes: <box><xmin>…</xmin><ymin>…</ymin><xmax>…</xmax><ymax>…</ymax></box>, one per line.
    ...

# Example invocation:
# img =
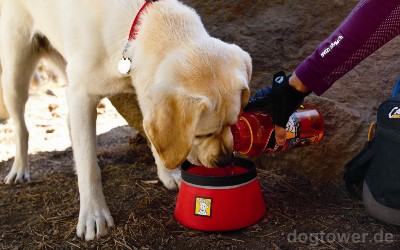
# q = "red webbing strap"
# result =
<box><xmin>128</xmin><ymin>1</ymin><xmax>154</xmax><ymax>41</ymax></box>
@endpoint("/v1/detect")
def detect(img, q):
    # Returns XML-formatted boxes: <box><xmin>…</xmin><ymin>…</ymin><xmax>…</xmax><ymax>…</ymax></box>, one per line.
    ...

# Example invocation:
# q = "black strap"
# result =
<box><xmin>181</xmin><ymin>158</ymin><xmax>257</xmax><ymax>187</ymax></box>
<box><xmin>343</xmin><ymin>142</ymin><xmax>376</xmax><ymax>198</ymax></box>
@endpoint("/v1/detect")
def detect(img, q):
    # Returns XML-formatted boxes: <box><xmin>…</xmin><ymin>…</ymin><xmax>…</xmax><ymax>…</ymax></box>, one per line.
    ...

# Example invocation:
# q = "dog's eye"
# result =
<box><xmin>195</xmin><ymin>133</ymin><xmax>214</xmax><ymax>139</ymax></box>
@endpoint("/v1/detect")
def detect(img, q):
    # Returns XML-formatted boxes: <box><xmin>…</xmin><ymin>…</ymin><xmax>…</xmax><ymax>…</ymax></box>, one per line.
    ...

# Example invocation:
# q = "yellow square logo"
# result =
<box><xmin>194</xmin><ymin>197</ymin><xmax>212</xmax><ymax>217</ymax></box>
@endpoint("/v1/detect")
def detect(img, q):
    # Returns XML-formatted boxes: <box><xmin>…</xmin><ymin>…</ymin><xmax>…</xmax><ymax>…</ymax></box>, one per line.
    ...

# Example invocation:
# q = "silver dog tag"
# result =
<box><xmin>118</xmin><ymin>57</ymin><xmax>132</xmax><ymax>75</ymax></box>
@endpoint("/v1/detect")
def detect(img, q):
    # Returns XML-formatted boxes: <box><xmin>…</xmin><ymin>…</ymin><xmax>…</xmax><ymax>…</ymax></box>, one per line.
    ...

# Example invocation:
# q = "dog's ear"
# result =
<box><xmin>243</xmin><ymin>50</ymin><xmax>252</xmax><ymax>84</ymax></box>
<box><xmin>241</xmin><ymin>87</ymin><xmax>250</xmax><ymax>108</ymax></box>
<box><xmin>241</xmin><ymin>50</ymin><xmax>251</xmax><ymax>108</ymax></box>
<box><xmin>143</xmin><ymin>92</ymin><xmax>209</xmax><ymax>170</ymax></box>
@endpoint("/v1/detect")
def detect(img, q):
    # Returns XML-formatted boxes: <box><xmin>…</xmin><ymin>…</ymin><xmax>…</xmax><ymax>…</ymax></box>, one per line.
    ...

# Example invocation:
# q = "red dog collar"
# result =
<box><xmin>128</xmin><ymin>0</ymin><xmax>158</xmax><ymax>41</ymax></box>
<box><xmin>119</xmin><ymin>0</ymin><xmax>159</xmax><ymax>75</ymax></box>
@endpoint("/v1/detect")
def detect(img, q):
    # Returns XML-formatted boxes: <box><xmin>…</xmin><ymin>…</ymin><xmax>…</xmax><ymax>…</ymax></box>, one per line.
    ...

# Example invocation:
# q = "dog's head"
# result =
<box><xmin>143</xmin><ymin>39</ymin><xmax>251</xmax><ymax>170</ymax></box>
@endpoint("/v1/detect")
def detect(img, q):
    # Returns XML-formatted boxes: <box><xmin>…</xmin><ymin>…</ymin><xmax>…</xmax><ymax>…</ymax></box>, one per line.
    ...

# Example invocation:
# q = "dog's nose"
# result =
<box><xmin>216</xmin><ymin>153</ymin><xmax>234</xmax><ymax>168</ymax></box>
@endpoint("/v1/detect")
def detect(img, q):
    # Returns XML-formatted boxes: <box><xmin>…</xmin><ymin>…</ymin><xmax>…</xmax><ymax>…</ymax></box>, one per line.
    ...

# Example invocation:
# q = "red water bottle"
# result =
<box><xmin>230</xmin><ymin>104</ymin><xmax>324</xmax><ymax>156</ymax></box>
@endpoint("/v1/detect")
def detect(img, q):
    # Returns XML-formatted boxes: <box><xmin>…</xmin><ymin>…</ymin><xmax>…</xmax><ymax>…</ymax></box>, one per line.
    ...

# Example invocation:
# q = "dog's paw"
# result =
<box><xmin>158</xmin><ymin>167</ymin><xmax>182</xmax><ymax>190</ymax></box>
<box><xmin>4</xmin><ymin>163</ymin><xmax>30</xmax><ymax>184</ymax></box>
<box><xmin>76</xmin><ymin>199</ymin><xmax>115</xmax><ymax>240</ymax></box>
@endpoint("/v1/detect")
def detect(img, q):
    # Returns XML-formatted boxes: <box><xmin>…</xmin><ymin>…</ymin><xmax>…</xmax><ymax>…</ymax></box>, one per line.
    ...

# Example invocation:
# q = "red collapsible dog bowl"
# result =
<box><xmin>174</xmin><ymin>157</ymin><xmax>266</xmax><ymax>231</ymax></box>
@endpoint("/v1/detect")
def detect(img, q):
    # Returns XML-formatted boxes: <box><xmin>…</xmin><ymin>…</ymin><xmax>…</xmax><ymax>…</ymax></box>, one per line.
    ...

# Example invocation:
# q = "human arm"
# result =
<box><xmin>258</xmin><ymin>0</ymin><xmax>400</xmax><ymax>145</ymax></box>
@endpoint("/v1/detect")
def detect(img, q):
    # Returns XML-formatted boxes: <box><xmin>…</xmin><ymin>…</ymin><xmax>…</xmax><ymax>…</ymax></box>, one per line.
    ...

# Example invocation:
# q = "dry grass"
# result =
<box><xmin>1</xmin><ymin>137</ymin><xmax>399</xmax><ymax>249</ymax></box>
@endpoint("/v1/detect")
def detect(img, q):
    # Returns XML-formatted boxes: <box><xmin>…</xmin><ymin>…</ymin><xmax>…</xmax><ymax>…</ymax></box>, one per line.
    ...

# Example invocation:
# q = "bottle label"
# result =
<box><xmin>286</xmin><ymin>114</ymin><xmax>300</xmax><ymax>139</ymax></box>
<box><xmin>288</xmin><ymin>134</ymin><xmax>322</xmax><ymax>148</ymax></box>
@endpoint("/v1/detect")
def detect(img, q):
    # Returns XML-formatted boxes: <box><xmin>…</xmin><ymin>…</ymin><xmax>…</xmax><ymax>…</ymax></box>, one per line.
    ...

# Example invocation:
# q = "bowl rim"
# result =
<box><xmin>181</xmin><ymin>157</ymin><xmax>257</xmax><ymax>187</ymax></box>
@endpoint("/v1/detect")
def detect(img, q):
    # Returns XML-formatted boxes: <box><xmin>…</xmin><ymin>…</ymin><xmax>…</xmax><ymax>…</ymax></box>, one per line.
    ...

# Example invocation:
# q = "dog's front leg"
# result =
<box><xmin>67</xmin><ymin>88</ymin><xmax>114</xmax><ymax>240</ymax></box>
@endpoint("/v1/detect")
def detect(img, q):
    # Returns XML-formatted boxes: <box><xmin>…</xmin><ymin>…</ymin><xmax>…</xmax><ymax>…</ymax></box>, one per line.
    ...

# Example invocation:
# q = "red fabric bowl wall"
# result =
<box><xmin>174</xmin><ymin>158</ymin><xmax>266</xmax><ymax>231</ymax></box>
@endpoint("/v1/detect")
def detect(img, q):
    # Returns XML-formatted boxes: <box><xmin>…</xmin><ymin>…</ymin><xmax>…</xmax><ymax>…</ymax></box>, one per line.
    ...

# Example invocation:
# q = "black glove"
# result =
<box><xmin>245</xmin><ymin>71</ymin><xmax>311</xmax><ymax>128</ymax></box>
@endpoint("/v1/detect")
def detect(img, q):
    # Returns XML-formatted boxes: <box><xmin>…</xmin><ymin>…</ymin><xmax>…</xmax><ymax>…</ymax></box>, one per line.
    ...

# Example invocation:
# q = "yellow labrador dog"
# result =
<box><xmin>0</xmin><ymin>0</ymin><xmax>251</xmax><ymax>240</ymax></box>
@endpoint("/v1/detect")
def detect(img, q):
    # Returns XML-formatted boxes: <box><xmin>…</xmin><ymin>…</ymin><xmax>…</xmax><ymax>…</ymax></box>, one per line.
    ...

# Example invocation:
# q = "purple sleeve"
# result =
<box><xmin>295</xmin><ymin>0</ymin><xmax>400</xmax><ymax>96</ymax></box>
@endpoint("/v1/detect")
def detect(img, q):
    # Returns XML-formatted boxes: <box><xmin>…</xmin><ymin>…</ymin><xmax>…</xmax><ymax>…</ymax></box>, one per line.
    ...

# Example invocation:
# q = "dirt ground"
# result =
<box><xmin>1</xmin><ymin>0</ymin><xmax>400</xmax><ymax>249</ymax></box>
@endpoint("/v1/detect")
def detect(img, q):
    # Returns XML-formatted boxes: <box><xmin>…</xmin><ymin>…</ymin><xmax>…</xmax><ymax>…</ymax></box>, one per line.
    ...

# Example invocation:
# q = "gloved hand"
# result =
<box><xmin>245</xmin><ymin>71</ymin><xmax>311</xmax><ymax>145</ymax></box>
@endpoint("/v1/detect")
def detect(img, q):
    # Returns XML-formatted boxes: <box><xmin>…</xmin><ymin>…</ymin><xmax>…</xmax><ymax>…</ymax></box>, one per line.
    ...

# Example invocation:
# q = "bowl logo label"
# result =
<box><xmin>194</xmin><ymin>197</ymin><xmax>212</xmax><ymax>217</ymax></box>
